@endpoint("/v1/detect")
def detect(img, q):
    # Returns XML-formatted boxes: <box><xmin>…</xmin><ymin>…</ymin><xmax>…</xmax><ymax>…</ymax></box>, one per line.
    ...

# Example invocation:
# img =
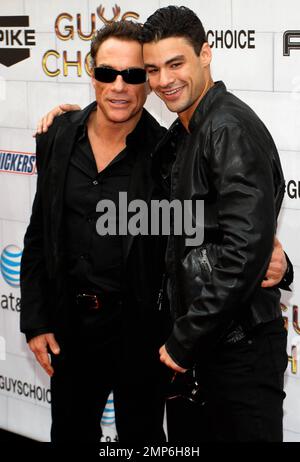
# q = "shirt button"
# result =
<box><xmin>92</xmin><ymin>180</ymin><xmax>98</xmax><ymax>186</ymax></box>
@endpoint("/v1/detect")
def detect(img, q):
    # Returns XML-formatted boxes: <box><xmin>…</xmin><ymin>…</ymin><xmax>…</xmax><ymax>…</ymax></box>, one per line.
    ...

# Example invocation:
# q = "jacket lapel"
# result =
<box><xmin>49</xmin><ymin>102</ymin><xmax>97</xmax><ymax>261</ymax></box>
<box><xmin>121</xmin><ymin>110</ymin><xmax>167</xmax><ymax>263</ymax></box>
<box><xmin>50</xmin><ymin>122</ymin><xmax>79</xmax><ymax>260</ymax></box>
<box><xmin>122</xmin><ymin>150</ymin><xmax>155</xmax><ymax>263</ymax></box>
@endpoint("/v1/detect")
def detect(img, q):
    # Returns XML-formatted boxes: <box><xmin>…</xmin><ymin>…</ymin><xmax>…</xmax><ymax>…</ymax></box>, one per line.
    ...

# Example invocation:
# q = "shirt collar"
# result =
<box><xmin>77</xmin><ymin>107</ymin><xmax>147</xmax><ymax>150</ymax></box>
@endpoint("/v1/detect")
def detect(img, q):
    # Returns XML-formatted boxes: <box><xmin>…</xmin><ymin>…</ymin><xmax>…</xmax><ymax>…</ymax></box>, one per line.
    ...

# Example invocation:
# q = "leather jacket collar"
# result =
<box><xmin>188</xmin><ymin>81</ymin><xmax>227</xmax><ymax>133</ymax></box>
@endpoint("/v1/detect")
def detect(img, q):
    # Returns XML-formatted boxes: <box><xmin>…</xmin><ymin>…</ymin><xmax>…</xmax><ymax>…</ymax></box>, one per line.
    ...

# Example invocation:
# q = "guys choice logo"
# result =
<box><xmin>43</xmin><ymin>4</ymin><xmax>140</xmax><ymax>78</ymax></box>
<box><xmin>285</xmin><ymin>180</ymin><xmax>300</xmax><ymax>200</ymax></box>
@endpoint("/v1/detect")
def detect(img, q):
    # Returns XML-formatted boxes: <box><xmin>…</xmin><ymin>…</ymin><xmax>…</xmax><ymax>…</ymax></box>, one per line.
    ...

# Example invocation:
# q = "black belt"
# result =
<box><xmin>75</xmin><ymin>292</ymin><xmax>122</xmax><ymax>312</ymax></box>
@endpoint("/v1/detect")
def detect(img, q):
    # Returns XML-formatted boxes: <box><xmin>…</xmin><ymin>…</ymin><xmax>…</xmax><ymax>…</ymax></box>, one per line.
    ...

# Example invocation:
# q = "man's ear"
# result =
<box><xmin>91</xmin><ymin>67</ymin><xmax>96</xmax><ymax>89</ymax></box>
<box><xmin>200</xmin><ymin>42</ymin><xmax>212</xmax><ymax>67</ymax></box>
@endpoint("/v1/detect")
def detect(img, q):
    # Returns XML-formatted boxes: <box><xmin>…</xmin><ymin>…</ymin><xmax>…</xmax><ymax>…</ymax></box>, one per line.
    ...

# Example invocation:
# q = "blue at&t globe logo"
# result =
<box><xmin>0</xmin><ymin>245</ymin><xmax>22</xmax><ymax>288</ymax></box>
<box><xmin>101</xmin><ymin>392</ymin><xmax>115</xmax><ymax>426</ymax></box>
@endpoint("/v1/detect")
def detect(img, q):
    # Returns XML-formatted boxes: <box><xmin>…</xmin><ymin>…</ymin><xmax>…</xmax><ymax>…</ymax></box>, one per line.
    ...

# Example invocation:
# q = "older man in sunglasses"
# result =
<box><xmin>21</xmin><ymin>20</ymin><xmax>292</xmax><ymax>444</ymax></box>
<box><xmin>20</xmin><ymin>20</ymin><xmax>169</xmax><ymax>444</ymax></box>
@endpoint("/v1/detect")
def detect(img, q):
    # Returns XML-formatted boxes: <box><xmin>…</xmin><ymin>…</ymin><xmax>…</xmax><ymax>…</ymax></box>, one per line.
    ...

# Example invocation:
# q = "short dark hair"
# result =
<box><xmin>90</xmin><ymin>20</ymin><xmax>143</xmax><ymax>68</ymax></box>
<box><xmin>141</xmin><ymin>6</ymin><xmax>207</xmax><ymax>56</ymax></box>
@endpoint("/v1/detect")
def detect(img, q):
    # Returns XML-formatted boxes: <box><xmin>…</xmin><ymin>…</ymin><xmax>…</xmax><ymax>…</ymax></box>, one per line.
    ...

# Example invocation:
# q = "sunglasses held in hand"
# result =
<box><xmin>166</xmin><ymin>368</ymin><xmax>206</xmax><ymax>405</ymax></box>
<box><xmin>94</xmin><ymin>66</ymin><xmax>147</xmax><ymax>84</ymax></box>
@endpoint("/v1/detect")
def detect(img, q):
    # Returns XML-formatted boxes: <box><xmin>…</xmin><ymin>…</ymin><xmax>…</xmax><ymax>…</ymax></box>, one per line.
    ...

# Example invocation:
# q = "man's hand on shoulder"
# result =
<box><xmin>34</xmin><ymin>103</ymin><xmax>81</xmax><ymax>137</ymax></box>
<box><xmin>28</xmin><ymin>333</ymin><xmax>60</xmax><ymax>377</ymax></box>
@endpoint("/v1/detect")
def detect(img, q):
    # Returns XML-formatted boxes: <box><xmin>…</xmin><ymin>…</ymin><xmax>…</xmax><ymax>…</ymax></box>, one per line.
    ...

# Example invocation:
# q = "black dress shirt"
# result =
<box><xmin>64</xmin><ymin>119</ymin><xmax>136</xmax><ymax>294</ymax></box>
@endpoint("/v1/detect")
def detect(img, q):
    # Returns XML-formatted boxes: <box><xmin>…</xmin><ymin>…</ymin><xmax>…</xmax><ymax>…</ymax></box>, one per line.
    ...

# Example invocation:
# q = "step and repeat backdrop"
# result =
<box><xmin>0</xmin><ymin>0</ymin><xmax>299</xmax><ymax>442</ymax></box>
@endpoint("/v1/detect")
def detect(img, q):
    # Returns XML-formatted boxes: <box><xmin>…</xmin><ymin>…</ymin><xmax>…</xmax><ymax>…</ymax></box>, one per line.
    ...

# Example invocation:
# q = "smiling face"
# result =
<box><xmin>143</xmin><ymin>36</ymin><xmax>212</xmax><ymax>125</ymax></box>
<box><xmin>92</xmin><ymin>37</ymin><xmax>148</xmax><ymax>126</ymax></box>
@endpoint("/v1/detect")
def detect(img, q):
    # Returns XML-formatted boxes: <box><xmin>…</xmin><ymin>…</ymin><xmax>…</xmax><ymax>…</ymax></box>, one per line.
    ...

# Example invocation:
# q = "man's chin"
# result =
<box><xmin>164</xmin><ymin>101</ymin><xmax>185</xmax><ymax>114</ymax></box>
<box><xmin>107</xmin><ymin>112</ymin><xmax>134</xmax><ymax>123</ymax></box>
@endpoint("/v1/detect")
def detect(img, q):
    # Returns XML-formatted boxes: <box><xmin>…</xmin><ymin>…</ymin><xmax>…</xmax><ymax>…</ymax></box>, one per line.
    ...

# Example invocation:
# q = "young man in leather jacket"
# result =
<box><xmin>141</xmin><ymin>5</ymin><xmax>291</xmax><ymax>442</ymax></box>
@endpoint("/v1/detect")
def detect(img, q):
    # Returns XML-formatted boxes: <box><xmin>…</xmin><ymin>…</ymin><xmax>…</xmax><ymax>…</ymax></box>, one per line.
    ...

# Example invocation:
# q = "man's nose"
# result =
<box><xmin>112</xmin><ymin>74</ymin><xmax>126</xmax><ymax>91</ymax></box>
<box><xmin>159</xmin><ymin>68</ymin><xmax>175</xmax><ymax>87</ymax></box>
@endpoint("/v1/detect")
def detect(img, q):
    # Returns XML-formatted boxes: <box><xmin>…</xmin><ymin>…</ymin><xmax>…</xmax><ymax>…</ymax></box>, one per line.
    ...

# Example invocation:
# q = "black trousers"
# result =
<box><xmin>167</xmin><ymin>317</ymin><xmax>288</xmax><ymax>442</ymax></box>
<box><xmin>50</xmin><ymin>301</ymin><xmax>167</xmax><ymax>444</ymax></box>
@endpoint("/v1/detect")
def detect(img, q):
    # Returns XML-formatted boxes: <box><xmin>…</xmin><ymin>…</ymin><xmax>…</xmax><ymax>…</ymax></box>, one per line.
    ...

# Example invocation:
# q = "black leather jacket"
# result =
<box><xmin>153</xmin><ymin>81</ymin><xmax>287</xmax><ymax>368</ymax></box>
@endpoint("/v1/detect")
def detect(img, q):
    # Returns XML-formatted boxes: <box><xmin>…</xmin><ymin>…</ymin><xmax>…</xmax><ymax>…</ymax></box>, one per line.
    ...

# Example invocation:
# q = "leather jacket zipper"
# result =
<box><xmin>157</xmin><ymin>273</ymin><xmax>166</xmax><ymax>311</ymax></box>
<box><xmin>199</xmin><ymin>248</ymin><xmax>212</xmax><ymax>273</ymax></box>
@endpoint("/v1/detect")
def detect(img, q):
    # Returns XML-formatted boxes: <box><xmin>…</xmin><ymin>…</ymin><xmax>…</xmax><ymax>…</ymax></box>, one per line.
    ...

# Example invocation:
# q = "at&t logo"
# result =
<box><xmin>101</xmin><ymin>392</ymin><xmax>115</xmax><ymax>426</ymax></box>
<box><xmin>0</xmin><ymin>245</ymin><xmax>22</xmax><ymax>288</ymax></box>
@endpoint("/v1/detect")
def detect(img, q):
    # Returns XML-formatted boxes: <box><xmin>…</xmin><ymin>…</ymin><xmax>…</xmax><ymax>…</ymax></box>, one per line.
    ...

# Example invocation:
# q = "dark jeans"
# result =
<box><xmin>167</xmin><ymin>317</ymin><xmax>288</xmax><ymax>442</ymax></box>
<box><xmin>50</xmin><ymin>301</ymin><xmax>167</xmax><ymax>444</ymax></box>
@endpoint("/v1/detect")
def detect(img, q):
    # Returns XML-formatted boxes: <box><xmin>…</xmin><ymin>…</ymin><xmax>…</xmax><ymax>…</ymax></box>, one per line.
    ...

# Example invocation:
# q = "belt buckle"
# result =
<box><xmin>224</xmin><ymin>324</ymin><xmax>246</xmax><ymax>344</ymax></box>
<box><xmin>76</xmin><ymin>293</ymin><xmax>102</xmax><ymax>311</ymax></box>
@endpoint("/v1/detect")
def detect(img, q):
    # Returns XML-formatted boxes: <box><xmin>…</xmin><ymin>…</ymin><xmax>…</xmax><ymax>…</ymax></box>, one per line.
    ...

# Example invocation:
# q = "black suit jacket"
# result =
<box><xmin>20</xmin><ymin>102</ymin><xmax>168</xmax><ymax>348</ymax></box>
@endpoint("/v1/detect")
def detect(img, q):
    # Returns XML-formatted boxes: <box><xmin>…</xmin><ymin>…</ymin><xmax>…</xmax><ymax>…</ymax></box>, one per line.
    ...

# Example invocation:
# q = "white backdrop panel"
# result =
<box><xmin>211</xmin><ymin>33</ymin><xmax>273</xmax><ymax>91</ymax></box>
<box><xmin>27</xmin><ymin>81</ymin><xmax>91</xmax><ymax>129</ymax></box>
<box><xmin>0</xmin><ymin>128</ymin><xmax>35</xmax><ymax>152</ymax></box>
<box><xmin>232</xmin><ymin>0</ymin><xmax>300</xmax><ymax>31</ymax></box>
<box><xmin>160</xmin><ymin>0</ymin><xmax>232</xmax><ymax>29</ymax></box>
<box><xmin>0</xmin><ymin>174</ymin><xmax>31</xmax><ymax>222</ymax></box>
<box><xmin>0</xmin><ymin>81</ymin><xmax>28</xmax><ymax>129</ymax></box>
<box><xmin>7</xmin><ymin>397</ymin><xmax>51</xmax><ymax>440</ymax></box>
<box><xmin>24</xmin><ymin>0</ymin><xmax>90</xmax><ymax>34</ymax></box>
<box><xmin>232</xmin><ymin>90</ymin><xmax>300</xmax><ymax>152</ymax></box>
<box><xmin>0</xmin><ymin>395</ymin><xmax>8</xmax><ymax>429</ymax></box>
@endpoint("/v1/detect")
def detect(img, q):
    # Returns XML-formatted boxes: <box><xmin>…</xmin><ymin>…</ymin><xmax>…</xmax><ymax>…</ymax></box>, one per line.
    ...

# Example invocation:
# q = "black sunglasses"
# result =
<box><xmin>94</xmin><ymin>66</ymin><xmax>147</xmax><ymax>84</ymax></box>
